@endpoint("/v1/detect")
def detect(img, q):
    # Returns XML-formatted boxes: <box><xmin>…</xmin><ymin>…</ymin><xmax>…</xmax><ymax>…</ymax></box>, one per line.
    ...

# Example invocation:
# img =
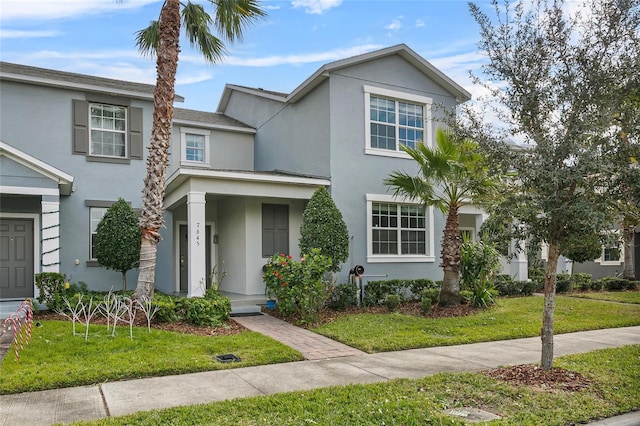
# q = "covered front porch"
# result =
<box><xmin>164</xmin><ymin>168</ymin><xmax>330</xmax><ymax>298</ymax></box>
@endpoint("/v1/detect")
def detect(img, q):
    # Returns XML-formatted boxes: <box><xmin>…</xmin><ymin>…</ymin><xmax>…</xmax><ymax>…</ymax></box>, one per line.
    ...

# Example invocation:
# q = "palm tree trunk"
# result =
<box><xmin>622</xmin><ymin>223</ymin><xmax>636</xmax><ymax>280</ymax></box>
<box><xmin>541</xmin><ymin>241</ymin><xmax>560</xmax><ymax>370</ymax></box>
<box><xmin>439</xmin><ymin>206</ymin><xmax>461</xmax><ymax>306</ymax></box>
<box><xmin>133</xmin><ymin>0</ymin><xmax>181</xmax><ymax>300</ymax></box>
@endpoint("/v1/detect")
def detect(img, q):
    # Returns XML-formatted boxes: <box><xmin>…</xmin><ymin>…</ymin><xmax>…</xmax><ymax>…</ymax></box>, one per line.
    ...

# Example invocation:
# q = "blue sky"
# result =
<box><xmin>1</xmin><ymin>0</ymin><xmax>489</xmax><ymax>112</ymax></box>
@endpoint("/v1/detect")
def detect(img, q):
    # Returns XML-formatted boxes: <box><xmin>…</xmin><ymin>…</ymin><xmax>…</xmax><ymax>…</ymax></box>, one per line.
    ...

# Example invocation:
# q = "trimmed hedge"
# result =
<box><xmin>493</xmin><ymin>274</ymin><xmax>537</xmax><ymax>297</ymax></box>
<box><xmin>594</xmin><ymin>277</ymin><xmax>638</xmax><ymax>292</ymax></box>
<box><xmin>363</xmin><ymin>279</ymin><xmax>439</xmax><ymax>306</ymax></box>
<box><xmin>328</xmin><ymin>283</ymin><xmax>358</xmax><ymax>310</ymax></box>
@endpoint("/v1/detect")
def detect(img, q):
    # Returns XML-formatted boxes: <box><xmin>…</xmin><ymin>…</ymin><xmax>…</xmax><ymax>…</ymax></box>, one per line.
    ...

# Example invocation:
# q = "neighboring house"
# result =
<box><xmin>1</xmin><ymin>44</ymin><xmax>634</xmax><ymax>302</ymax></box>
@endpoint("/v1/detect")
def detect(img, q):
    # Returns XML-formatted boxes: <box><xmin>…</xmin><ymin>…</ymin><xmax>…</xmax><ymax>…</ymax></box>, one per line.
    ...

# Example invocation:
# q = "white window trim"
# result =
<box><xmin>180</xmin><ymin>127</ymin><xmax>211</xmax><ymax>166</ymax></box>
<box><xmin>459</xmin><ymin>227</ymin><xmax>476</xmax><ymax>242</ymax></box>
<box><xmin>363</xmin><ymin>85</ymin><xmax>432</xmax><ymax>158</ymax></box>
<box><xmin>89</xmin><ymin>103</ymin><xmax>128</xmax><ymax>159</ymax></box>
<box><xmin>366</xmin><ymin>193</ymin><xmax>435</xmax><ymax>263</ymax></box>
<box><xmin>595</xmin><ymin>232</ymin><xmax>624</xmax><ymax>266</ymax></box>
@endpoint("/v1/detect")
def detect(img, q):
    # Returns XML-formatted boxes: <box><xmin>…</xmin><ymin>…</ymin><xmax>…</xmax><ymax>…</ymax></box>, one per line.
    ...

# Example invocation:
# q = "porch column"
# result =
<box><xmin>41</xmin><ymin>196</ymin><xmax>60</xmax><ymax>273</ymax></box>
<box><xmin>509</xmin><ymin>239</ymin><xmax>528</xmax><ymax>281</ymax></box>
<box><xmin>187</xmin><ymin>192</ymin><xmax>206</xmax><ymax>297</ymax></box>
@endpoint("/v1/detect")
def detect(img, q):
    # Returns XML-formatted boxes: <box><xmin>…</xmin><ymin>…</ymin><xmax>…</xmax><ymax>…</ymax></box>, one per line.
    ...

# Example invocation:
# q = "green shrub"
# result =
<box><xmin>421</xmin><ymin>288</ymin><xmax>440</xmax><ymax>305</ymax></box>
<box><xmin>363</xmin><ymin>279</ymin><xmax>407</xmax><ymax>306</ymax></box>
<box><xmin>571</xmin><ymin>273</ymin><xmax>592</xmax><ymax>292</ymax></box>
<box><xmin>152</xmin><ymin>294</ymin><xmax>183</xmax><ymax>323</ymax></box>
<box><xmin>597</xmin><ymin>277</ymin><xmax>638</xmax><ymax>291</ymax></box>
<box><xmin>328</xmin><ymin>283</ymin><xmax>357</xmax><ymax>310</ymax></box>
<box><xmin>460</xmin><ymin>290</ymin><xmax>473</xmax><ymax>301</ymax></box>
<box><xmin>263</xmin><ymin>249</ymin><xmax>333</xmax><ymax>323</ymax></box>
<box><xmin>299</xmin><ymin>187</ymin><xmax>349</xmax><ymax>273</ymax></box>
<box><xmin>556</xmin><ymin>273</ymin><xmax>572</xmax><ymax>293</ymax></box>
<box><xmin>35</xmin><ymin>272</ymin><xmax>71</xmax><ymax>311</ymax></box>
<box><xmin>494</xmin><ymin>274</ymin><xmax>538</xmax><ymax>296</ymax></box>
<box><xmin>421</xmin><ymin>296</ymin><xmax>432</xmax><ymax>315</ymax></box>
<box><xmin>528</xmin><ymin>267</ymin><xmax>545</xmax><ymax>291</ymax></box>
<box><xmin>385</xmin><ymin>294</ymin><xmax>401</xmax><ymax>311</ymax></box>
<box><xmin>408</xmin><ymin>279</ymin><xmax>437</xmax><ymax>300</ymax></box>
<box><xmin>590</xmin><ymin>279</ymin><xmax>604</xmax><ymax>291</ymax></box>
<box><xmin>182</xmin><ymin>296</ymin><xmax>231</xmax><ymax>327</ymax></box>
<box><xmin>466</xmin><ymin>283</ymin><xmax>498</xmax><ymax>308</ymax></box>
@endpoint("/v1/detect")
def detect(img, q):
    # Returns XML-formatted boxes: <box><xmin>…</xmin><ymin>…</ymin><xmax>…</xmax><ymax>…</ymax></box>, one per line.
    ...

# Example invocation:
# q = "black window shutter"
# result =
<box><xmin>73</xmin><ymin>100</ymin><xmax>89</xmax><ymax>154</ymax></box>
<box><xmin>129</xmin><ymin>107</ymin><xmax>143</xmax><ymax>159</ymax></box>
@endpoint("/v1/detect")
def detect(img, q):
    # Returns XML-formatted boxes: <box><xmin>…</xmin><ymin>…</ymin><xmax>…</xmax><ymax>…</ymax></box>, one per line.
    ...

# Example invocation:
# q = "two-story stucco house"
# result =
<box><xmin>1</xmin><ymin>44</ymin><xmax>633</xmax><ymax>305</ymax></box>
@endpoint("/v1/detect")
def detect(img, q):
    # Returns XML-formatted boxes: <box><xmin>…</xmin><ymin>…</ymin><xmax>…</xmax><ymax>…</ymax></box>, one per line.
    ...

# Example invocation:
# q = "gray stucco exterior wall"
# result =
<box><xmin>0</xmin><ymin>78</ymin><xmax>173</xmax><ymax>293</ymax></box>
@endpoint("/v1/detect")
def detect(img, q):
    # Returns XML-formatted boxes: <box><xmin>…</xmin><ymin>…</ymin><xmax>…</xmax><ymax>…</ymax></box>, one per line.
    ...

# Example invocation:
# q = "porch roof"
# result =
<box><xmin>0</xmin><ymin>140</ymin><xmax>74</xmax><ymax>196</ymax></box>
<box><xmin>164</xmin><ymin>168</ymin><xmax>330</xmax><ymax>208</ymax></box>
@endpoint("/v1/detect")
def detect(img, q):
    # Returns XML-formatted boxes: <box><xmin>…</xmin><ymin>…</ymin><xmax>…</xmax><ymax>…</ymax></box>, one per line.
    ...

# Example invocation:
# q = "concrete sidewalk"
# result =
<box><xmin>1</xmin><ymin>325</ymin><xmax>639</xmax><ymax>425</ymax></box>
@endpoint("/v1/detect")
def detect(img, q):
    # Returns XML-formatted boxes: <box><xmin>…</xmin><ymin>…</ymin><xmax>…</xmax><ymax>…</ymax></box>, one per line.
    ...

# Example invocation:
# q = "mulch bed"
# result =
<box><xmin>33</xmin><ymin>311</ymin><xmax>246</xmax><ymax>337</ymax></box>
<box><xmin>484</xmin><ymin>364</ymin><xmax>592</xmax><ymax>392</ymax></box>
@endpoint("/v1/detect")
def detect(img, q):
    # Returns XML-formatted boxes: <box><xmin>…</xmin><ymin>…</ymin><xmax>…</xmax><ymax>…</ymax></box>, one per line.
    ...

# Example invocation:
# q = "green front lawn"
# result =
<box><xmin>0</xmin><ymin>321</ymin><xmax>303</xmax><ymax>394</ymax></box>
<box><xmin>77</xmin><ymin>344</ymin><xmax>640</xmax><ymax>426</ymax></box>
<box><xmin>567</xmin><ymin>290</ymin><xmax>640</xmax><ymax>304</ymax></box>
<box><xmin>312</xmin><ymin>296</ymin><xmax>640</xmax><ymax>352</ymax></box>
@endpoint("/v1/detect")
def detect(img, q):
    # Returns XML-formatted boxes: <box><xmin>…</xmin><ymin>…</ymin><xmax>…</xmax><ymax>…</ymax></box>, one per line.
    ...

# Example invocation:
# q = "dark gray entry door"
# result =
<box><xmin>0</xmin><ymin>219</ymin><xmax>35</xmax><ymax>299</ymax></box>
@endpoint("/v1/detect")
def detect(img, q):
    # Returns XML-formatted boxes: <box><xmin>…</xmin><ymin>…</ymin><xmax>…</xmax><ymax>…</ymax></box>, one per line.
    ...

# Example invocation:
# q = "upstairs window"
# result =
<box><xmin>90</xmin><ymin>104</ymin><xmax>127</xmax><ymax>158</ymax></box>
<box><xmin>185</xmin><ymin>134</ymin><xmax>205</xmax><ymax>162</ymax></box>
<box><xmin>73</xmin><ymin>97</ymin><xmax>143</xmax><ymax>163</ymax></box>
<box><xmin>180</xmin><ymin>127</ymin><xmax>210</xmax><ymax>166</ymax></box>
<box><xmin>364</xmin><ymin>86</ymin><xmax>432</xmax><ymax>158</ymax></box>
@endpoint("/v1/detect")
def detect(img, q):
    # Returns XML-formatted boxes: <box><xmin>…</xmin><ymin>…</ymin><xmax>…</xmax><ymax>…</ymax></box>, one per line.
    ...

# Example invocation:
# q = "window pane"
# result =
<box><xmin>185</xmin><ymin>134</ymin><xmax>205</xmax><ymax>162</ymax></box>
<box><xmin>90</xmin><ymin>207</ymin><xmax>107</xmax><ymax>259</ymax></box>
<box><xmin>89</xmin><ymin>103</ymin><xmax>127</xmax><ymax>158</ymax></box>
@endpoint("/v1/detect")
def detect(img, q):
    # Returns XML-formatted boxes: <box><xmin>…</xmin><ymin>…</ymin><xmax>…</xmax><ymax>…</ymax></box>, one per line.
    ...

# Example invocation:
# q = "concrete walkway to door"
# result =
<box><xmin>233</xmin><ymin>313</ymin><xmax>366</xmax><ymax>360</ymax></box>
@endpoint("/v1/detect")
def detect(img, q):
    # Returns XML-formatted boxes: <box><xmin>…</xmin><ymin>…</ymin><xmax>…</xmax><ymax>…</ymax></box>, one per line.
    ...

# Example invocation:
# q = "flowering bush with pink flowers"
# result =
<box><xmin>263</xmin><ymin>248</ymin><xmax>332</xmax><ymax>323</ymax></box>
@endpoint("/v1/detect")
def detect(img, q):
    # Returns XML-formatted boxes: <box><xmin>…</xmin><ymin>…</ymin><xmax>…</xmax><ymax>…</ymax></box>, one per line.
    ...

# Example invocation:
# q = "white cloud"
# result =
<box><xmin>385</xmin><ymin>19</ymin><xmax>403</xmax><ymax>31</ymax></box>
<box><xmin>0</xmin><ymin>29</ymin><xmax>62</xmax><ymax>39</ymax></box>
<box><xmin>222</xmin><ymin>44</ymin><xmax>383</xmax><ymax>67</ymax></box>
<box><xmin>415</xmin><ymin>19</ymin><xmax>425</xmax><ymax>28</ymax></box>
<box><xmin>291</xmin><ymin>0</ymin><xmax>342</xmax><ymax>15</ymax></box>
<box><xmin>0</xmin><ymin>0</ymin><xmax>159</xmax><ymax>21</ymax></box>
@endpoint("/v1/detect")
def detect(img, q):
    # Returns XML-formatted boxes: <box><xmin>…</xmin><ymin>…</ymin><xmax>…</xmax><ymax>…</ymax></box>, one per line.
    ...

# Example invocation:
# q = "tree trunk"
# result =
<box><xmin>622</xmin><ymin>223</ymin><xmax>636</xmax><ymax>280</ymax></box>
<box><xmin>121</xmin><ymin>271</ymin><xmax>127</xmax><ymax>293</ymax></box>
<box><xmin>133</xmin><ymin>0</ymin><xmax>181</xmax><ymax>300</ymax></box>
<box><xmin>439</xmin><ymin>206</ymin><xmax>461</xmax><ymax>306</ymax></box>
<box><xmin>541</xmin><ymin>241</ymin><xmax>560</xmax><ymax>370</ymax></box>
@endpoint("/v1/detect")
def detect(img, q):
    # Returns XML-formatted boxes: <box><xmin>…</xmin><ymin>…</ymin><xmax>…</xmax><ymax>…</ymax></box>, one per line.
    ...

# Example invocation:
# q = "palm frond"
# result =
<box><xmin>212</xmin><ymin>0</ymin><xmax>267</xmax><ymax>42</ymax></box>
<box><xmin>135</xmin><ymin>21</ymin><xmax>160</xmax><ymax>57</ymax></box>
<box><xmin>182</xmin><ymin>2</ymin><xmax>226</xmax><ymax>63</ymax></box>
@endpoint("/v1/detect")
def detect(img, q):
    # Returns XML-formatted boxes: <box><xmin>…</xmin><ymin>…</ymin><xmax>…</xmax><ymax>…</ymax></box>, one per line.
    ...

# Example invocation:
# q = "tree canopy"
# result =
<box><xmin>465</xmin><ymin>0</ymin><xmax>640</xmax><ymax>369</ymax></box>
<box><xmin>384</xmin><ymin>128</ymin><xmax>498</xmax><ymax>306</ymax></box>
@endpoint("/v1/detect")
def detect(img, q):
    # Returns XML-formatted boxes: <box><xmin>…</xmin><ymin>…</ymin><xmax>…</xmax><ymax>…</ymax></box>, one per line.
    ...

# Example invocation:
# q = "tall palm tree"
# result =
<box><xmin>384</xmin><ymin>128</ymin><xmax>497</xmax><ymax>306</ymax></box>
<box><xmin>132</xmin><ymin>0</ymin><xmax>266</xmax><ymax>300</ymax></box>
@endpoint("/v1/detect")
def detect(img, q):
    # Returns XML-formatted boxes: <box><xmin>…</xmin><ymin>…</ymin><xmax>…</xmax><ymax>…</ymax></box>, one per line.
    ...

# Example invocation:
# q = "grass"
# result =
<box><xmin>312</xmin><ymin>295</ymin><xmax>640</xmax><ymax>352</ymax></box>
<box><xmin>75</xmin><ymin>344</ymin><xmax>640</xmax><ymax>425</ymax></box>
<box><xmin>0</xmin><ymin>321</ymin><xmax>303</xmax><ymax>395</ymax></box>
<box><xmin>567</xmin><ymin>290</ymin><xmax>640</xmax><ymax>304</ymax></box>
<box><xmin>2</xmin><ymin>294</ymin><xmax>639</xmax><ymax>396</ymax></box>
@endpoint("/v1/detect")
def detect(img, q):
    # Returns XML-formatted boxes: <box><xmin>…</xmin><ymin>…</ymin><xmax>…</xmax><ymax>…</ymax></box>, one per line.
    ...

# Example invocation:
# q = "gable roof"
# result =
<box><xmin>217</xmin><ymin>44</ymin><xmax>472</xmax><ymax>111</ymax></box>
<box><xmin>0</xmin><ymin>62</ymin><xmax>185</xmax><ymax>102</ymax></box>
<box><xmin>0</xmin><ymin>141</ymin><xmax>74</xmax><ymax>195</ymax></box>
<box><xmin>173</xmin><ymin>108</ymin><xmax>255</xmax><ymax>133</ymax></box>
